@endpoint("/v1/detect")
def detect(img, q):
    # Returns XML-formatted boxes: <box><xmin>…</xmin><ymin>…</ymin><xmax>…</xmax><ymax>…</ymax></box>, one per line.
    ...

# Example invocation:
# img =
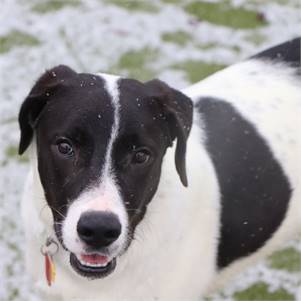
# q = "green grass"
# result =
<box><xmin>5</xmin><ymin>145</ymin><xmax>29</xmax><ymax>163</ymax></box>
<box><xmin>110</xmin><ymin>47</ymin><xmax>159</xmax><ymax>81</ymax></box>
<box><xmin>234</xmin><ymin>282</ymin><xmax>294</xmax><ymax>301</ymax></box>
<box><xmin>184</xmin><ymin>1</ymin><xmax>267</xmax><ymax>29</ymax></box>
<box><xmin>197</xmin><ymin>42</ymin><xmax>241</xmax><ymax>53</ymax></box>
<box><xmin>197</xmin><ymin>42</ymin><xmax>221</xmax><ymax>50</ymax></box>
<box><xmin>106</xmin><ymin>0</ymin><xmax>159</xmax><ymax>13</ymax></box>
<box><xmin>171</xmin><ymin>60</ymin><xmax>227</xmax><ymax>83</ymax></box>
<box><xmin>0</xmin><ymin>30</ymin><xmax>40</xmax><ymax>54</ymax></box>
<box><xmin>8</xmin><ymin>288</ymin><xmax>19</xmax><ymax>301</ymax></box>
<box><xmin>32</xmin><ymin>0</ymin><xmax>81</xmax><ymax>14</ymax></box>
<box><xmin>161</xmin><ymin>0</ymin><xmax>183</xmax><ymax>3</ymax></box>
<box><xmin>268</xmin><ymin>247</ymin><xmax>301</xmax><ymax>273</ymax></box>
<box><xmin>162</xmin><ymin>31</ymin><xmax>192</xmax><ymax>46</ymax></box>
<box><xmin>245</xmin><ymin>31</ymin><xmax>267</xmax><ymax>45</ymax></box>
<box><xmin>248</xmin><ymin>0</ymin><xmax>300</xmax><ymax>6</ymax></box>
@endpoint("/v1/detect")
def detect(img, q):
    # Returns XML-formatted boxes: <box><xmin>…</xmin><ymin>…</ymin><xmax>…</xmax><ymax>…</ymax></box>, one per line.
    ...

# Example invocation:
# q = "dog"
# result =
<box><xmin>19</xmin><ymin>38</ymin><xmax>301</xmax><ymax>300</ymax></box>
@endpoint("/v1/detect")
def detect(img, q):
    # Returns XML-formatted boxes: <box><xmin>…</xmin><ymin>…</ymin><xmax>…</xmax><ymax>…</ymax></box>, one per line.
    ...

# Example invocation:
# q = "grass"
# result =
<box><xmin>110</xmin><ymin>47</ymin><xmax>159</xmax><ymax>81</ymax></box>
<box><xmin>161</xmin><ymin>0</ymin><xmax>184</xmax><ymax>4</ymax></box>
<box><xmin>31</xmin><ymin>0</ymin><xmax>81</xmax><ymax>13</ymax></box>
<box><xmin>5</xmin><ymin>145</ymin><xmax>29</xmax><ymax>163</ymax></box>
<box><xmin>8</xmin><ymin>288</ymin><xmax>19</xmax><ymax>301</ymax></box>
<box><xmin>268</xmin><ymin>247</ymin><xmax>301</xmax><ymax>273</ymax></box>
<box><xmin>234</xmin><ymin>282</ymin><xmax>294</xmax><ymax>300</ymax></box>
<box><xmin>0</xmin><ymin>30</ymin><xmax>40</xmax><ymax>54</ymax></box>
<box><xmin>106</xmin><ymin>0</ymin><xmax>159</xmax><ymax>13</ymax></box>
<box><xmin>197</xmin><ymin>42</ymin><xmax>221</xmax><ymax>50</ymax></box>
<box><xmin>171</xmin><ymin>60</ymin><xmax>227</xmax><ymax>83</ymax></box>
<box><xmin>248</xmin><ymin>0</ymin><xmax>300</xmax><ymax>6</ymax></box>
<box><xmin>196</xmin><ymin>42</ymin><xmax>241</xmax><ymax>53</ymax></box>
<box><xmin>184</xmin><ymin>1</ymin><xmax>267</xmax><ymax>29</ymax></box>
<box><xmin>162</xmin><ymin>31</ymin><xmax>192</xmax><ymax>46</ymax></box>
<box><xmin>245</xmin><ymin>31</ymin><xmax>267</xmax><ymax>45</ymax></box>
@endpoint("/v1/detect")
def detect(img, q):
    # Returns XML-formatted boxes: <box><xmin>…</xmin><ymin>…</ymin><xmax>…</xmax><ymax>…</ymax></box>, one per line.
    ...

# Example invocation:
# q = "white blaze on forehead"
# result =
<box><xmin>97</xmin><ymin>73</ymin><xmax>121</xmax><ymax>180</ymax></box>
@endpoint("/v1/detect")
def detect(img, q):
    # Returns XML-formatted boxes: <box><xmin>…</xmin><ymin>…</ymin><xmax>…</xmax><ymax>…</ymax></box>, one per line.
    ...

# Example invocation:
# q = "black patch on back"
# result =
<box><xmin>196</xmin><ymin>97</ymin><xmax>291</xmax><ymax>269</ymax></box>
<box><xmin>251</xmin><ymin>37</ymin><xmax>301</xmax><ymax>69</ymax></box>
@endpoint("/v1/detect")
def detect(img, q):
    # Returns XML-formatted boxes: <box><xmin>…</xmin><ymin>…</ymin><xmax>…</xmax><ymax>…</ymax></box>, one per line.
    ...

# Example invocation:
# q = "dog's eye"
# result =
<box><xmin>56</xmin><ymin>139</ymin><xmax>74</xmax><ymax>157</ymax></box>
<box><xmin>132</xmin><ymin>149</ymin><xmax>151</xmax><ymax>165</ymax></box>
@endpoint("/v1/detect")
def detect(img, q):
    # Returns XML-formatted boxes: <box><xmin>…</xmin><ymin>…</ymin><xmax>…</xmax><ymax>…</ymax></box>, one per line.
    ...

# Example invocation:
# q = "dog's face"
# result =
<box><xmin>18</xmin><ymin>65</ymin><xmax>192</xmax><ymax>279</ymax></box>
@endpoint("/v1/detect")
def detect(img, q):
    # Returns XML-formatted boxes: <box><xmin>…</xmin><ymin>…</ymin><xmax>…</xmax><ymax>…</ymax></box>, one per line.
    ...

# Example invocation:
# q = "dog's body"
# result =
<box><xmin>20</xmin><ymin>39</ymin><xmax>301</xmax><ymax>300</ymax></box>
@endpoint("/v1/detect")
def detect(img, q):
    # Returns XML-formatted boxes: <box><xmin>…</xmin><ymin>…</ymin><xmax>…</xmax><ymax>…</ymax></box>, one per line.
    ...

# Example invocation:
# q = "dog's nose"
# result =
<box><xmin>77</xmin><ymin>211</ymin><xmax>121</xmax><ymax>248</ymax></box>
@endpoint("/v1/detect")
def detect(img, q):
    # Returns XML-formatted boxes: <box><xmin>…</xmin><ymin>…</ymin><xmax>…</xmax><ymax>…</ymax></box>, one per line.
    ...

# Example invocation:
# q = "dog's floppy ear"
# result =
<box><xmin>145</xmin><ymin>79</ymin><xmax>193</xmax><ymax>187</ymax></box>
<box><xmin>18</xmin><ymin>65</ymin><xmax>76</xmax><ymax>155</ymax></box>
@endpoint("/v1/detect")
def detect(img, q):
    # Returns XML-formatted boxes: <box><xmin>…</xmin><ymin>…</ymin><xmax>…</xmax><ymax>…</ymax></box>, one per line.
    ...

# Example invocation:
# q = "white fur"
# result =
<box><xmin>97</xmin><ymin>73</ymin><xmax>121</xmax><ymax>181</ymax></box>
<box><xmin>22</xmin><ymin>60</ymin><xmax>301</xmax><ymax>300</ymax></box>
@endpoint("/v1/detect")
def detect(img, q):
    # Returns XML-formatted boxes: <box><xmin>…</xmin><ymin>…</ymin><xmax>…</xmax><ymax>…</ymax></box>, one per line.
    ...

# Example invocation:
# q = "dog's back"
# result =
<box><xmin>183</xmin><ymin>37</ymin><xmax>301</xmax><ymax>290</ymax></box>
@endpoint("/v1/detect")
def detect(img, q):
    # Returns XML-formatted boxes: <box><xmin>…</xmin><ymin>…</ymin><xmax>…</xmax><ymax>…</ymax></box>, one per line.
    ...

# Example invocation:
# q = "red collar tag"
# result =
<box><xmin>44</xmin><ymin>253</ymin><xmax>56</xmax><ymax>286</ymax></box>
<box><xmin>41</xmin><ymin>237</ymin><xmax>59</xmax><ymax>286</ymax></box>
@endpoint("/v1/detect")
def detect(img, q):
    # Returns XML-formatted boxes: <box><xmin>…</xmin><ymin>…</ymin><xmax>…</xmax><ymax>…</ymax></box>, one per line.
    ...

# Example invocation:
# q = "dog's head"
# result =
<box><xmin>19</xmin><ymin>65</ymin><xmax>193</xmax><ymax>279</ymax></box>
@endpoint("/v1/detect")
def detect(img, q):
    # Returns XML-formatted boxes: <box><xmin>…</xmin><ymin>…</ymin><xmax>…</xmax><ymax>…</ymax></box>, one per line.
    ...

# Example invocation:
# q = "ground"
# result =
<box><xmin>0</xmin><ymin>0</ymin><xmax>300</xmax><ymax>300</ymax></box>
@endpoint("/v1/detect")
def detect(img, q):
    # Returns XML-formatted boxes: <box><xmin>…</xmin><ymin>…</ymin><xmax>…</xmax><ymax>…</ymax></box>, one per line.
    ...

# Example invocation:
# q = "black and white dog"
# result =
<box><xmin>19</xmin><ymin>38</ymin><xmax>301</xmax><ymax>300</ymax></box>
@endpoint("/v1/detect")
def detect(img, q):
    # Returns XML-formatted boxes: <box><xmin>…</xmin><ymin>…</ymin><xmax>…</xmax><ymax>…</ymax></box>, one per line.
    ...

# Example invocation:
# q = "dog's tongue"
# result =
<box><xmin>80</xmin><ymin>254</ymin><xmax>109</xmax><ymax>265</ymax></box>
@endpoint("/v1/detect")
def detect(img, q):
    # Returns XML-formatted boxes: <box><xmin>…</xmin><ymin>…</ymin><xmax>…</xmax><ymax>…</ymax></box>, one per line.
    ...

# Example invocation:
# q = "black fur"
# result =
<box><xmin>196</xmin><ymin>97</ymin><xmax>291</xmax><ymax>268</ymax></box>
<box><xmin>252</xmin><ymin>37</ymin><xmax>301</xmax><ymax>68</ymax></box>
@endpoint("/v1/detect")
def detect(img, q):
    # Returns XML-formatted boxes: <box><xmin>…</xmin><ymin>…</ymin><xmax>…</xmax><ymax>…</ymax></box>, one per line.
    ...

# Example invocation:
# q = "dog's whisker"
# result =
<box><xmin>48</xmin><ymin>206</ymin><xmax>66</xmax><ymax>219</ymax></box>
<box><xmin>126</xmin><ymin>209</ymin><xmax>143</xmax><ymax>213</ymax></box>
<box><xmin>54</xmin><ymin>221</ymin><xmax>65</xmax><ymax>226</ymax></box>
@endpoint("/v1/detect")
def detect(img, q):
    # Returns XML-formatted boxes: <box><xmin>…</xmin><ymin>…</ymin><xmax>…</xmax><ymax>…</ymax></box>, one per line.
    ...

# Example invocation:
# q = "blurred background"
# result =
<box><xmin>0</xmin><ymin>0</ymin><xmax>300</xmax><ymax>300</ymax></box>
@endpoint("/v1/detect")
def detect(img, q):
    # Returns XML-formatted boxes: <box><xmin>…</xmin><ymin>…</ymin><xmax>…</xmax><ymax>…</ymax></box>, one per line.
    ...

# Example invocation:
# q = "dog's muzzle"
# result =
<box><xmin>68</xmin><ymin>211</ymin><xmax>121</xmax><ymax>279</ymax></box>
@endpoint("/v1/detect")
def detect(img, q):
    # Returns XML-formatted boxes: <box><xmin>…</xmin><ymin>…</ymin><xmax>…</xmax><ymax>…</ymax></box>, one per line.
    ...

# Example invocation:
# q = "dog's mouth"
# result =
<box><xmin>70</xmin><ymin>253</ymin><xmax>116</xmax><ymax>279</ymax></box>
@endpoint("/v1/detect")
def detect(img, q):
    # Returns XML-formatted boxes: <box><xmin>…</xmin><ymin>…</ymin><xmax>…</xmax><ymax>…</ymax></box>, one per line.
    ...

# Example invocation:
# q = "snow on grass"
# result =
<box><xmin>0</xmin><ymin>0</ymin><xmax>300</xmax><ymax>300</ymax></box>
